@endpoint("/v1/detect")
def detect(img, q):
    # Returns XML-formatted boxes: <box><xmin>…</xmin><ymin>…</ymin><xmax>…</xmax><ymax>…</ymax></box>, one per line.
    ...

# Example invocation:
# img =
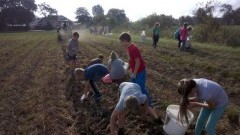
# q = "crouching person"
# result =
<box><xmin>74</xmin><ymin>64</ymin><xmax>108</xmax><ymax>103</ymax></box>
<box><xmin>102</xmin><ymin>51</ymin><xmax>126</xmax><ymax>84</ymax></box>
<box><xmin>110</xmin><ymin>82</ymin><xmax>163</xmax><ymax>135</ymax></box>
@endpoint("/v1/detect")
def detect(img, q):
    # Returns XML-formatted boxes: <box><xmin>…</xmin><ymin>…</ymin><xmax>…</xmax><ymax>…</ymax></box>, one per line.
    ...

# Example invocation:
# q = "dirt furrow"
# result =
<box><xmin>0</xmin><ymin>38</ymin><xmax>61</xmax><ymax>134</ymax></box>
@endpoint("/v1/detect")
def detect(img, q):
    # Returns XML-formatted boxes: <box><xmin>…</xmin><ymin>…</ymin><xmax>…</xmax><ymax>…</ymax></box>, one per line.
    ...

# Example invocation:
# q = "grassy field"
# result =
<box><xmin>0</xmin><ymin>28</ymin><xmax>239</xmax><ymax>135</ymax></box>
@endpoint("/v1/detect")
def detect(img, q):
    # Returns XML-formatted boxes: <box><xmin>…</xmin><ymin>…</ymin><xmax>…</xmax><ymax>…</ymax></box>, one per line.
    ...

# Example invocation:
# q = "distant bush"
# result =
<box><xmin>193</xmin><ymin>25</ymin><xmax>240</xmax><ymax>47</ymax></box>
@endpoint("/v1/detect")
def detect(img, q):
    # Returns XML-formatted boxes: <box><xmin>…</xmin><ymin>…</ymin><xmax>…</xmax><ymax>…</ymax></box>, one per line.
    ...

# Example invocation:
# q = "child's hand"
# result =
<box><xmin>188</xmin><ymin>102</ymin><xmax>198</xmax><ymax>108</ymax></box>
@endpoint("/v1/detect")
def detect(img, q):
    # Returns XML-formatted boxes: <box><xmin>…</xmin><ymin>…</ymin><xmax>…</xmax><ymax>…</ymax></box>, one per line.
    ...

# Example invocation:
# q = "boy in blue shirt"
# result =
<box><xmin>74</xmin><ymin>64</ymin><xmax>108</xmax><ymax>102</ymax></box>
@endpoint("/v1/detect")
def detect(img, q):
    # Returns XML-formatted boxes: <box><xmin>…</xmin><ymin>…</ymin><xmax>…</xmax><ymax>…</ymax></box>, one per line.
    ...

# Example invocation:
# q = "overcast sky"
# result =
<box><xmin>35</xmin><ymin>0</ymin><xmax>239</xmax><ymax>22</ymax></box>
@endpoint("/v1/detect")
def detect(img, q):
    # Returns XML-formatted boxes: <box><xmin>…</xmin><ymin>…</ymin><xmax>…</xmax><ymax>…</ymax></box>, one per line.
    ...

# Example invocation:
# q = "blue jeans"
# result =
<box><xmin>131</xmin><ymin>70</ymin><xmax>152</xmax><ymax>106</ymax></box>
<box><xmin>195</xmin><ymin>104</ymin><xmax>227</xmax><ymax>135</ymax></box>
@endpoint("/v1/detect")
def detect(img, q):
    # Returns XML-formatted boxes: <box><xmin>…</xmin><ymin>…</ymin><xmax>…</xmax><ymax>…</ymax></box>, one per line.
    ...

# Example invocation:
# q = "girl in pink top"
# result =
<box><xmin>179</xmin><ymin>22</ymin><xmax>188</xmax><ymax>51</ymax></box>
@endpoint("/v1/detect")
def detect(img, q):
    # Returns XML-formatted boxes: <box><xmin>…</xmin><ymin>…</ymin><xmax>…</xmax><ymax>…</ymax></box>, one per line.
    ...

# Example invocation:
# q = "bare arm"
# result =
<box><xmin>84</xmin><ymin>81</ymin><xmax>91</xmax><ymax>95</ymax></box>
<box><xmin>189</xmin><ymin>100</ymin><xmax>216</xmax><ymax>109</ymax></box>
<box><xmin>188</xmin><ymin>96</ymin><xmax>198</xmax><ymax>102</ymax></box>
<box><xmin>110</xmin><ymin>110</ymin><xmax>120</xmax><ymax>135</ymax></box>
<box><xmin>143</xmin><ymin>99</ymin><xmax>158</xmax><ymax>119</ymax></box>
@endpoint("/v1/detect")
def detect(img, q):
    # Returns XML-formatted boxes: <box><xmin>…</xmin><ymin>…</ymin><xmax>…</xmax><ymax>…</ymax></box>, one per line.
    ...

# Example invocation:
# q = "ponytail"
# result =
<box><xmin>177</xmin><ymin>79</ymin><xmax>196</xmax><ymax>125</ymax></box>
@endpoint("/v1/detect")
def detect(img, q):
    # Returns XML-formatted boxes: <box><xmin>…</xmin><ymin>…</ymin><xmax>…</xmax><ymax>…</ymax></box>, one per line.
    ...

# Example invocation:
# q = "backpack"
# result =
<box><xmin>174</xmin><ymin>28</ymin><xmax>180</xmax><ymax>39</ymax></box>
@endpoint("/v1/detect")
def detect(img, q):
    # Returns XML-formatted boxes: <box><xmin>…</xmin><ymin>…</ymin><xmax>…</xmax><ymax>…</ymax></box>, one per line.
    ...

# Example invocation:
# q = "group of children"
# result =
<box><xmin>65</xmin><ymin>31</ymin><xmax>228</xmax><ymax>135</ymax></box>
<box><xmin>175</xmin><ymin>22</ymin><xmax>193</xmax><ymax>51</ymax></box>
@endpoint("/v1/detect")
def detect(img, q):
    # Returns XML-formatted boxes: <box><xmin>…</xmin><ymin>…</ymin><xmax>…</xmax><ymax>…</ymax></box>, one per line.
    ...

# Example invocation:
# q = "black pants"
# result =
<box><xmin>89</xmin><ymin>80</ymin><xmax>101</xmax><ymax>99</ymax></box>
<box><xmin>152</xmin><ymin>35</ymin><xmax>159</xmax><ymax>48</ymax></box>
<box><xmin>177</xmin><ymin>35</ymin><xmax>181</xmax><ymax>48</ymax></box>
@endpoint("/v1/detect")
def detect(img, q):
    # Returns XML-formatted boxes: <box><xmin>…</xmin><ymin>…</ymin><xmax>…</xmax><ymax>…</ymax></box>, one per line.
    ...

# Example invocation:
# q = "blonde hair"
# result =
<box><xmin>74</xmin><ymin>68</ymin><xmax>84</xmax><ymax>79</ymax></box>
<box><xmin>124</xmin><ymin>95</ymin><xmax>140</xmax><ymax>111</ymax></box>
<box><xmin>109</xmin><ymin>51</ymin><xmax>119</xmax><ymax>63</ymax></box>
<box><xmin>98</xmin><ymin>54</ymin><xmax>104</xmax><ymax>60</ymax></box>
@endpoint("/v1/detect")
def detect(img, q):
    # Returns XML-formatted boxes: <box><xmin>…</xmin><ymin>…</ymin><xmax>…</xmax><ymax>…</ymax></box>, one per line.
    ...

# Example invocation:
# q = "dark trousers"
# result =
<box><xmin>177</xmin><ymin>35</ymin><xmax>181</xmax><ymax>48</ymax></box>
<box><xmin>89</xmin><ymin>80</ymin><xmax>101</xmax><ymax>98</ymax></box>
<box><xmin>152</xmin><ymin>35</ymin><xmax>159</xmax><ymax>48</ymax></box>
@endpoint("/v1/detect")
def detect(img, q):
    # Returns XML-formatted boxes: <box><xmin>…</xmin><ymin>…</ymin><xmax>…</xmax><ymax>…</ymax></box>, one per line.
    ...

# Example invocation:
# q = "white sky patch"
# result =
<box><xmin>35</xmin><ymin>0</ymin><xmax>239</xmax><ymax>22</ymax></box>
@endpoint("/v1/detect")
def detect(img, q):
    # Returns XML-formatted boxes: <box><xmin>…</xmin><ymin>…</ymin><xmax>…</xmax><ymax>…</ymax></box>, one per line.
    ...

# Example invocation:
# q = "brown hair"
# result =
<box><xmin>124</xmin><ymin>95</ymin><xmax>140</xmax><ymax>111</ymax></box>
<box><xmin>74</xmin><ymin>68</ymin><xmax>84</xmax><ymax>80</ymax></box>
<box><xmin>177</xmin><ymin>79</ymin><xmax>196</xmax><ymax>124</ymax></box>
<box><xmin>109</xmin><ymin>51</ymin><xmax>118</xmax><ymax>63</ymax></box>
<box><xmin>73</xmin><ymin>32</ymin><xmax>79</xmax><ymax>37</ymax></box>
<box><xmin>187</xmin><ymin>26</ymin><xmax>193</xmax><ymax>31</ymax></box>
<box><xmin>119</xmin><ymin>32</ymin><xmax>131</xmax><ymax>42</ymax></box>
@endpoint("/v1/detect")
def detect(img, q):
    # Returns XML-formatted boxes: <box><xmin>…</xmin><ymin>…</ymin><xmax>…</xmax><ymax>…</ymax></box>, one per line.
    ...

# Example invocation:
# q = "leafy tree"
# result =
<box><xmin>0</xmin><ymin>0</ymin><xmax>37</xmax><ymax>30</ymax></box>
<box><xmin>0</xmin><ymin>6</ymin><xmax>34</xmax><ymax>25</ymax></box>
<box><xmin>232</xmin><ymin>8</ymin><xmax>240</xmax><ymax>25</ymax></box>
<box><xmin>138</xmin><ymin>13</ymin><xmax>175</xmax><ymax>29</ymax></box>
<box><xmin>0</xmin><ymin>0</ymin><xmax>37</xmax><ymax>11</ymax></box>
<box><xmin>106</xmin><ymin>8</ymin><xmax>129</xmax><ymax>28</ymax></box>
<box><xmin>92</xmin><ymin>14</ymin><xmax>106</xmax><ymax>26</ymax></box>
<box><xmin>193</xmin><ymin>7</ymin><xmax>207</xmax><ymax>24</ymax></box>
<box><xmin>75</xmin><ymin>7</ymin><xmax>92</xmax><ymax>24</ymax></box>
<box><xmin>220</xmin><ymin>4</ymin><xmax>240</xmax><ymax>25</ymax></box>
<box><xmin>38</xmin><ymin>2</ymin><xmax>57</xmax><ymax>17</ymax></box>
<box><xmin>192</xmin><ymin>1</ymin><xmax>221</xmax><ymax>42</ymax></box>
<box><xmin>179</xmin><ymin>15</ymin><xmax>194</xmax><ymax>25</ymax></box>
<box><xmin>92</xmin><ymin>4</ymin><xmax>104</xmax><ymax>17</ymax></box>
<box><xmin>91</xmin><ymin>4</ymin><xmax>106</xmax><ymax>26</ymax></box>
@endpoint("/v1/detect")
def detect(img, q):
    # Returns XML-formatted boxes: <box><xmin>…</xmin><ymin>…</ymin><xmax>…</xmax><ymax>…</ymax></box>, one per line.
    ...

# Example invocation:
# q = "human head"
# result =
<box><xmin>119</xmin><ymin>32</ymin><xmax>131</xmax><ymax>47</ymax></box>
<box><xmin>119</xmin><ymin>32</ymin><xmax>131</xmax><ymax>42</ymax></box>
<box><xmin>109</xmin><ymin>51</ymin><xmax>118</xmax><ymax>62</ymax></box>
<box><xmin>187</xmin><ymin>26</ymin><xmax>192</xmax><ymax>31</ymax></box>
<box><xmin>124</xmin><ymin>95</ymin><xmax>140</xmax><ymax>112</ymax></box>
<box><xmin>98</xmin><ymin>54</ymin><xmax>104</xmax><ymax>60</ymax></box>
<box><xmin>155</xmin><ymin>22</ymin><xmax>160</xmax><ymax>26</ymax></box>
<box><xmin>183</xmin><ymin>22</ymin><xmax>188</xmax><ymax>28</ymax></box>
<box><xmin>74</xmin><ymin>68</ymin><xmax>85</xmax><ymax>81</ymax></box>
<box><xmin>73</xmin><ymin>32</ymin><xmax>79</xmax><ymax>40</ymax></box>
<box><xmin>177</xmin><ymin>78</ymin><xmax>196</xmax><ymax>124</ymax></box>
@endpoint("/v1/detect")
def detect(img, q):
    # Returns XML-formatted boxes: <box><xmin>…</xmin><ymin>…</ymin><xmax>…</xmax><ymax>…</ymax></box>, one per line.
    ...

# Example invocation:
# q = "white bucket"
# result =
<box><xmin>163</xmin><ymin>105</ymin><xmax>194</xmax><ymax>135</ymax></box>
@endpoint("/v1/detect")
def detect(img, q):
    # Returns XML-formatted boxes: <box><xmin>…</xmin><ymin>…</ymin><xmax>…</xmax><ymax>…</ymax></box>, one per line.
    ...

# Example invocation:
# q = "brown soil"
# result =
<box><xmin>0</xmin><ymin>29</ymin><xmax>239</xmax><ymax>135</ymax></box>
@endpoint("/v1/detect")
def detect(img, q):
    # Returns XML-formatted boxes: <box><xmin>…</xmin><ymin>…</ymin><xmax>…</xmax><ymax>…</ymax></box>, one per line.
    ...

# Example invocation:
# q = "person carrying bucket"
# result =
<box><xmin>177</xmin><ymin>78</ymin><xmax>228</xmax><ymax>135</ymax></box>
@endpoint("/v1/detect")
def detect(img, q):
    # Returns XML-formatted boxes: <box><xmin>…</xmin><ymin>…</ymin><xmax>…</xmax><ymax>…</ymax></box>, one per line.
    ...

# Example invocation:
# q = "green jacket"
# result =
<box><xmin>152</xmin><ymin>27</ymin><xmax>160</xmax><ymax>36</ymax></box>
